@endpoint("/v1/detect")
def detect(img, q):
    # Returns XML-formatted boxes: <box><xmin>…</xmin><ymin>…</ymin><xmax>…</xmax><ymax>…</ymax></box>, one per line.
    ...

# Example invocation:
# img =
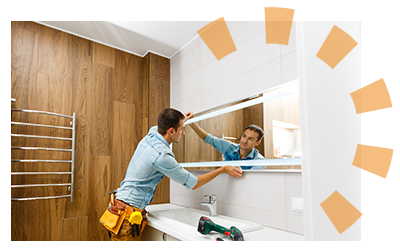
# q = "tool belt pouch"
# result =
<box><xmin>99</xmin><ymin>207</ymin><xmax>125</xmax><ymax>235</ymax></box>
<box><xmin>140</xmin><ymin>218</ymin><xmax>147</xmax><ymax>234</ymax></box>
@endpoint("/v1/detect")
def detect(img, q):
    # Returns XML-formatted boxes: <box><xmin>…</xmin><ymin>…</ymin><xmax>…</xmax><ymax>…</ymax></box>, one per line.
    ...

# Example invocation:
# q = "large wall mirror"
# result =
<box><xmin>172</xmin><ymin>80</ymin><xmax>302</xmax><ymax>170</ymax></box>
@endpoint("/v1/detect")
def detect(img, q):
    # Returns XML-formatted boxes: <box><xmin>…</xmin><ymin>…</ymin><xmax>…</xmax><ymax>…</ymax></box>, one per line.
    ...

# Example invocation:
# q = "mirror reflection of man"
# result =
<box><xmin>187</xmin><ymin>115</ymin><xmax>266</xmax><ymax>170</ymax></box>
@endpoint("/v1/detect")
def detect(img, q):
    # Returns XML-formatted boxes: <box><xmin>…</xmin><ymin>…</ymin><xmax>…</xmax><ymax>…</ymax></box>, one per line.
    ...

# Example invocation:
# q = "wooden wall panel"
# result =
<box><xmin>141</xmin><ymin>54</ymin><xmax>149</xmax><ymax>137</ymax></box>
<box><xmin>11</xmin><ymin>24</ymin><xmax>39</xmax><ymax>241</ymax></box>
<box><xmin>63</xmin><ymin>118</ymin><xmax>90</xmax><ymax>218</ymax></box>
<box><xmin>28</xmin><ymin>73</ymin><xmax>69</xmax><ymax>241</ymax></box>
<box><xmin>159</xmin><ymin>56</ymin><xmax>170</xmax><ymax>109</ymax></box>
<box><xmin>88</xmin><ymin>156</ymin><xmax>112</xmax><ymax>241</ymax></box>
<box><xmin>112</xmin><ymin>101</ymin><xmax>136</xmax><ymax>189</ymax></box>
<box><xmin>146</xmin><ymin>53</ymin><xmax>170</xmax><ymax>205</ymax></box>
<box><xmin>11</xmin><ymin>25</ymin><xmax>38</xmax><ymax>110</ymax></box>
<box><xmin>91</xmin><ymin>64</ymin><xmax>113</xmax><ymax>156</ymax></box>
<box><xmin>30</xmin><ymin>198</ymin><xmax>66</xmax><ymax>241</ymax></box>
<box><xmin>93</xmin><ymin>43</ymin><xmax>115</xmax><ymax>68</ymax></box>
<box><xmin>114</xmin><ymin>51</ymin><xmax>136</xmax><ymax>103</ymax></box>
<box><xmin>66</xmin><ymin>34</ymin><xmax>92</xmax><ymax>119</ymax></box>
<box><xmin>60</xmin><ymin>216</ymin><xmax>88</xmax><ymax>241</ymax></box>
<box><xmin>148</xmin><ymin>53</ymin><xmax>159</xmax><ymax>127</ymax></box>
<box><xmin>11</xmin><ymin>22</ymin><xmax>170</xmax><ymax>241</ymax></box>
<box><xmin>38</xmin><ymin>25</ymin><xmax>68</xmax><ymax>78</ymax></box>
<box><xmin>34</xmin><ymin>73</ymin><xmax>70</xmax><ymax>193</ymax></box>
<box><xmin>11</xmin><ymin>21</ymin><xmax>40</xmax><ymax>33</ymax></box>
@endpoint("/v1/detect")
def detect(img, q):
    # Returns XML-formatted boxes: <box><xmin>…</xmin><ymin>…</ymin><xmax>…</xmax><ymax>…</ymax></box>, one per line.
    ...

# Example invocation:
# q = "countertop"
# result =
<box><xmin>146</xmin><ymin>203</ymin><xmax>304</xmax><ymax>241</ymax></box>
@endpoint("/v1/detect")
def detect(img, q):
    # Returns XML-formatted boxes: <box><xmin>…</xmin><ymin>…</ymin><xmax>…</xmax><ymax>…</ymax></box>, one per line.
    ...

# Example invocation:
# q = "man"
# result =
<box><xmin>188</xmin><ymin>119</ymin><xmax>266</xmax><ymax>170</ymax></box>
<box><xmin>102</xmin><ymin>108</ymin><xmax>243</xmax><ymax>241</ymax></box>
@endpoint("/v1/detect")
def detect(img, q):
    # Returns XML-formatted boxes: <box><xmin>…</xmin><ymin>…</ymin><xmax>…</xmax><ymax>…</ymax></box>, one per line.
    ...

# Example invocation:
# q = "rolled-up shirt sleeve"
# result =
<box><xmin>154</xmin><ymin>152</ymin><xmax>198</xmax><ymax>189</ymax></box>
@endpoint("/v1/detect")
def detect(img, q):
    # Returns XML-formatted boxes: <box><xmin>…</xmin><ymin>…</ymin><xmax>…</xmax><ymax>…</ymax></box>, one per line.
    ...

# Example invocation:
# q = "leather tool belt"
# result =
<box><xmin>100</xmin><ymin>196</ymin><xmax>147</xmax><ymax>236</ymax></box>
<box><xmin>111</xmin><ymin>199</ymin><xmax>147</xmax><ymax>220</ymax></box>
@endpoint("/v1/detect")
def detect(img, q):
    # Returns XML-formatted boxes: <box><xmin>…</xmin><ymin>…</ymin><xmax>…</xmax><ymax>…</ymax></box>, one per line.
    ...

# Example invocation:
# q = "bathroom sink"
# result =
<box><xmin>149</xmin><ymin>207</ymin><xmax>263</xmax><ymax>234</ymax></box>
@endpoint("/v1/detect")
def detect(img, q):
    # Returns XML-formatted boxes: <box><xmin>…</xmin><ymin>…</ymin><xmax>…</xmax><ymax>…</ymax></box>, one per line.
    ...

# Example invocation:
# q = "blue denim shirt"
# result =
<box><xmin>115</xmin><ymin>126</ymin><xmax>198</xmax><ymax>209</ymax></box>
<box><xmin>204</xmin><ymin>134</ymin><xmax>266</xmax><ymax>170</ymax></box>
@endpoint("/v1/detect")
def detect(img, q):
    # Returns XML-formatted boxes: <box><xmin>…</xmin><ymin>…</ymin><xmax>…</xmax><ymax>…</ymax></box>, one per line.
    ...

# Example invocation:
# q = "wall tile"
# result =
<box><xmin>170</xmin><ymin>171</ymin><xmax>302</xmax><ymax>233</ymax></box>
<box><xmin>171</xmin><ymin>36</ymin><xmax>200</xmax><ymax>64</ymax></box>
<box><xmin>281</xmin><ymin>23</ymin><xmax>297</xmax><ymax>56</ymax></box>
<box><xmin>170</xmin><ymin>20</ymin><xmax>301</xmax><ymax>234</ymax></box>
<box><xmin>170</xmin><ymin>69</ymin><xmax>201</xmax><ymax>103</ymax></box>
<box><xmin>170</xmin><ymin>44</ymin><xmax>200</xmax><ymax>84</ymax></box>
<box><xmin>281</xmin><ymin>52</ymin><xmax>298</xmax><ymax>84</ymax></box>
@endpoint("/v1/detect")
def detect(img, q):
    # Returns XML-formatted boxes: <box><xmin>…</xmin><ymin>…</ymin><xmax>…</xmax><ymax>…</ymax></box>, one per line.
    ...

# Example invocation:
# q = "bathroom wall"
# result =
<box><xmin>170</xmin><ymin>21</ymin><xmax>298</xmax><ymax>115</ymax></box>
<box><xmin>297</xmin><ymin>21</ymin><xmax>361</xmax><ymax>240</ymax></box>
<box><xmin>170</xmin><ymin>171</ymin><xmax>303</xmax><ymax>234</ymax></box>
<box><xmin>169</xmin><ymin>21</ymin><xmax>303</xmax><ymax>234</ymax></box>
<box><xmin>11</xmin><ymin>21</ymin><xmax>170</xmax><ymax>241</ymax></box>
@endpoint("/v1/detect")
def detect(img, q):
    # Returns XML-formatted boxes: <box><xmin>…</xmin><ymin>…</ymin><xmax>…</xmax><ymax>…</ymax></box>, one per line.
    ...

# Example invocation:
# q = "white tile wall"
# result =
<box><xmin>169</xmin><ymin>172</ymin><xmax>303</xmax><ymax>235</ymax></box>
<box><xmin>171</xmin><ymin>21</ymin><xmax>297</xmax><ymax>114</ymax></box>
<box><xmin>169</xmin><ymin>21</ymin><xmax>302</xmax><ymax>235</ymax></box>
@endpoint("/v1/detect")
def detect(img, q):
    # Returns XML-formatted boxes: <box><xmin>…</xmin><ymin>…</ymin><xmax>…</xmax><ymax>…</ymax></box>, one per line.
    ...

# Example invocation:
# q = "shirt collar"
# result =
<box><xmin>234</xmin><ymin>145</ymin><xmax>257</xmax><ymax>159</ymax></box>
<box><xmin>149</xmin><ymin>126</ymin><xmax>171</xmax><ymax>148</ymax></box>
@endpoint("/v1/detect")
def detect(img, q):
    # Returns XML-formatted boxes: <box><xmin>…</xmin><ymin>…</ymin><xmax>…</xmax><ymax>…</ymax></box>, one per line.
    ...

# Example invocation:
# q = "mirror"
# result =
<box><xmin>272</xmin><ymin>120</ymin><xmax>301</xmax><ymax>159</ymax></box>
<box><xmin>172</xmin><ymin>81</ymin><xmax>301</xmax><ymax>170</ymax></box>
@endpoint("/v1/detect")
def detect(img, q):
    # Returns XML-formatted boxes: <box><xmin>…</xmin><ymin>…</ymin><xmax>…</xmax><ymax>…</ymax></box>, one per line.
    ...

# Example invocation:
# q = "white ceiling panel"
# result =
<box><xmin>36</xmin><ymin>21</ymin><xmax>210</xmax><ymax>58</ymax></box>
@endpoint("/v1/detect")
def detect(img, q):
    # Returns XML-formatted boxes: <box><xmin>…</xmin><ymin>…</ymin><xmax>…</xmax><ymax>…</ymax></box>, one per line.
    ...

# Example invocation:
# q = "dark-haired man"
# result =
<box><xmin>104</xmin><ymin>108</ymin><xmax>243</xmax><ymax>241</ymax></box>
<box><xmin>188</xmin><ymin>119</ymin><xmax>266</xmax><ymax>170</ymax></box>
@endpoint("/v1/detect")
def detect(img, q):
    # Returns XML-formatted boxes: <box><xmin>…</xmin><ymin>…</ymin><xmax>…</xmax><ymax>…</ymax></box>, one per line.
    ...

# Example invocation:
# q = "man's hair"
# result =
<box><xmin>243</xmin><ymin>124</ymin><xmax>264</xmax><ymax>142</ymax></box>
<box><xmin>157</xmin><ymin>108</ymin><xmax>185</xmax><ymax>135</ymax></box>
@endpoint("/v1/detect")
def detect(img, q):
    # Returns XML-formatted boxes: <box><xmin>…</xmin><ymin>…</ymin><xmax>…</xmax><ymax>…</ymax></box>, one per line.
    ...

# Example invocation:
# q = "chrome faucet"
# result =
<box><xmin>200</xmin><ymin>194</ymin><xmax>217</xmax><ymax>216</ymax></box>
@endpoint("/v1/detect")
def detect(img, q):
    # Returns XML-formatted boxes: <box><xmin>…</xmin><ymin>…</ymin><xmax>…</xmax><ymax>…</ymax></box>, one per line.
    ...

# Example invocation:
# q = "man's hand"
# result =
<box><xmin>222</xmin><ymin>165</ymin><xmax>243</xmax><ymax>178</ymax></box>
<box><xmin>184</xmin><ymin>112</ymin><xmax>194</xmax><ymax>122</ymax></box>
<box><xmin>193</xmin><ymin>164</ymin><xmax>242</xmax><ymax>190</ymax></box>
<box><xmin>185</xmin><ymin>113</ymin><xmax>208</xmax><ymax>140</ymax></box>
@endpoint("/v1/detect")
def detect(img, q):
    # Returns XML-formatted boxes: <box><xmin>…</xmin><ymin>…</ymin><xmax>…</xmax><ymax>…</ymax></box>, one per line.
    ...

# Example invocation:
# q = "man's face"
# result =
<box><xmin>171</xmin><ymin>119</ymin><xmax>185</xmax><ymax>143</ymax></box>
<box><xmin>240</xmin><ymin>129</ymin><xmax>261</xmax><ymax>150</ymax></box>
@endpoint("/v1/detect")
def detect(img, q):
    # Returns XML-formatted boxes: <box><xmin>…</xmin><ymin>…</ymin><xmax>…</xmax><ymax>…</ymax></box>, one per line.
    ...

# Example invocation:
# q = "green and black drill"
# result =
<box><xmin>197</xmin><ymin>216</ymin><xmax>244</xmax><ymax>241</ymax></box>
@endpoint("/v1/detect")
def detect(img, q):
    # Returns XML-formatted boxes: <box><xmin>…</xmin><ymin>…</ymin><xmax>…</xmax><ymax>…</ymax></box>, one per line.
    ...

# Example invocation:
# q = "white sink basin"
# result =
<box><xmin>149</xmin><ymin>207</ymin><xmax>262</xmax><ymax>234</ymax></box>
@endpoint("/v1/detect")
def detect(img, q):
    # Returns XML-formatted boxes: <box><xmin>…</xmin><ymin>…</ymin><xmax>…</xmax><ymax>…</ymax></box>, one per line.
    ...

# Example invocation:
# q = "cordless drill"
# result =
<box><xmin>197</xmin><ymin>216</ymin><xmax>244</xmax><ymax>241</ymax></box>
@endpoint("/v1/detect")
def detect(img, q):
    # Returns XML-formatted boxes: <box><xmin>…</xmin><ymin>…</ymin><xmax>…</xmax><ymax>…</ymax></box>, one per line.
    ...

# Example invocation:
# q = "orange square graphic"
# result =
<box><xmin>352</xmin><ymin>144</ymin><xmax>393</xmax><ymax>178</ymax></box>
<box><xmin>316</xmin><ymin>25</ymin><xmax>358</xmax><ymax>69</ymax></box>
<box><xmin>197</xmin><ymin>17</ymin><xmax>237</xmax><ymax>61</ymax></box>
<box><xmin>320</xmin><ymin>191</ymin><xmax>362</xmax><ymax>234</ymax></box>
<box><xmin>350</xmin><ymin>78</ymin><xmax>392</xmax><ymax>114</ymax></box>
<box><xmin>264</xmin><ymin>7</ymin><xmax>295</xmax><ymax>45</ymax></box>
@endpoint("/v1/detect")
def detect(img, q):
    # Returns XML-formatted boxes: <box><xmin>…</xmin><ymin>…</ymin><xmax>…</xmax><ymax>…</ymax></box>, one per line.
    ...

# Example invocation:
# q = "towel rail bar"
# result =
<box><xmin>11</xmin><ymin>99</ymin><xmax>76</xmax><ymax>202</ymax></box>
<box><xmin>12</xmin><ymin>183</ymin><xmax>71</xmax><ymax>188</ymax></box>
<box><xmin>12</xmin><ymin>159</ymin><xmax>72</xmax><ymax>163</ymax></box>
<box><xmin>11</xmin><ymin>195</ymin><xmax>71</xmax><ymax>201</ymax></box>
<box><xmin>11</xmin><ymin>134</ymin><xmax>73</xmax><ymax>141</ymax></box>
<box><xmin>11</xmin><ymin>121</ymin><xmax>73</xmax><ymax>130</ymax></box>
<box><xmin>11</xmin><ymin>108</ymin><xmax>73</xmax><ymax>119</ymax></box>
<box><xmin>11</xmin><ymin>172</ymin><xmax>72</xmax><ymax>175</ymax></box>
<box><xmin>11</xmin><ymin>146</ymin><xmax>72</xmax><ymax>152</ymax></box>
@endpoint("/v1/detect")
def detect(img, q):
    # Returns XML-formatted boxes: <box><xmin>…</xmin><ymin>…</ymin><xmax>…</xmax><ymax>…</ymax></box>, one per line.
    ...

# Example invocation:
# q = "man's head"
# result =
<box><xmin>157</xmin><ymin>108</ymin><xmax>185</xmax><ymax>143</ymax></box>
<box><xmin>240</xmin><ymin>125</ymin><xmax>264</xmax><ymax>150</ymax></box>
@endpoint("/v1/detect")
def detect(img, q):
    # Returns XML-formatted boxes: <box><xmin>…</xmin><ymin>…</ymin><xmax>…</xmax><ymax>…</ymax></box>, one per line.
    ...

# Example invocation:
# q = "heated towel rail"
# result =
<box><xmin>11</xmin><ymin>99</ymin><xmax>76</xmax><ymax>202</ymax></box>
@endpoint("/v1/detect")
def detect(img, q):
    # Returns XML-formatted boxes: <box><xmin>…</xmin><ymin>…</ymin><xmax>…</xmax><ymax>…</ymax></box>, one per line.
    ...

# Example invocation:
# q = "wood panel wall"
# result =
<box><xmin>11</xmin><ymin>22</ymin><xmax>170</xmax><ymax>241</ymax></box>
<box><xmin>145</xmin><ymin>53</ymin><xmax>170</xmax><ymax>205</ymax></box>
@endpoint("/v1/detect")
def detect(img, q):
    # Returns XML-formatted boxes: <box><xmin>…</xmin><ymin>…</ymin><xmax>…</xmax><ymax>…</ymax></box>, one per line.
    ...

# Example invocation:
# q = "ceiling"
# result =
<box><xmin>36</xmin><ymin>21</ymin><xmax>211</xmax><ymax>59</ymax></box>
